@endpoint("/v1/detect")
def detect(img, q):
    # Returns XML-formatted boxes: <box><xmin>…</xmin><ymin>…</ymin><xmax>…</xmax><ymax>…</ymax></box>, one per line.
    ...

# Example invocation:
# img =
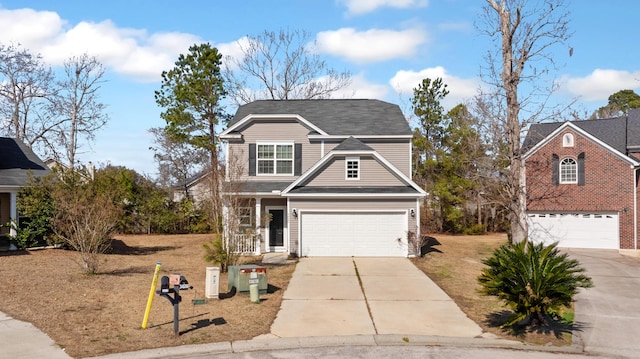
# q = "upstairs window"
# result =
<box><xmin>257</xmin><ymin>143</ymin><xmax>293</xmax><ymax>175</ymax></box>
<box><xmin>560</xmin><ymin>157</ymin><xmax>577</xmax><ymax>184</ymax></box>
<box><xmin>346</xmin><ymin>157</ymin><xmax>360</xmax><ymax>180</ymax></box>
<box><xmin>563</xmin><ymin>133</ymin><xmax>574</xmax><ymax>147</ymax></box>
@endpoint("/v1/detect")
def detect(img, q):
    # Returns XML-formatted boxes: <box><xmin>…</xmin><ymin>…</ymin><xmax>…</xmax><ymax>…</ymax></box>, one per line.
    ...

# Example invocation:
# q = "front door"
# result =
<box><xmin>268</xmin><ymin>209</ymin><xmax>284</xmax><ymax>248</ymax></box>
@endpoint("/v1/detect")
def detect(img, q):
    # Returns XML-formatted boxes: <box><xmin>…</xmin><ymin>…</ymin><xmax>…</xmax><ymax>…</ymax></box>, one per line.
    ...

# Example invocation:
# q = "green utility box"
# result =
<box><xmin>227</xmin><ymin>265</ymin><xmax>268</xmax><ymax>294</ymax></box>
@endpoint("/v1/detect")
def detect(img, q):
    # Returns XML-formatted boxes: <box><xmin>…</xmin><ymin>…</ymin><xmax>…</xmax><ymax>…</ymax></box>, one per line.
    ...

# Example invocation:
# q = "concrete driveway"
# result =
<box><xmin>269</xmin><ymin>257</ymin><xmax>483</xmax><ymax>338</ymax></box>
<box><xmin>567</xmin><ymin>249</ymin><xmax>640</xmax><ymax>358</ymax></box>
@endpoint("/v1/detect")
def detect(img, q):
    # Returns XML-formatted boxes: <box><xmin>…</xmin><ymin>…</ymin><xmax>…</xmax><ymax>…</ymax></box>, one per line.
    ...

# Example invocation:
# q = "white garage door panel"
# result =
<box><xmin>301</xmin><ymin>212</ymin><xmax>407</xmax><ymax>257</ymax></box>
<box><xmin>528</xmin><ymin>213</ymin><xmax>618</xmax><ymax>249</ymax></box>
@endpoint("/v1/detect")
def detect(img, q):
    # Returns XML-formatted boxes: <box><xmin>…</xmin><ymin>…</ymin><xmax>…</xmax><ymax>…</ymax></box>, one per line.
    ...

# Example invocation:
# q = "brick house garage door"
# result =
<box><xmin>300</xmin><ymin>212</ymin><xmax>407</xmax><ymax>256</ymax></box>
<box><xmin>527</xmin><ymin>213</ymin><xmax>619</xmax><ymax>249</ymax></box>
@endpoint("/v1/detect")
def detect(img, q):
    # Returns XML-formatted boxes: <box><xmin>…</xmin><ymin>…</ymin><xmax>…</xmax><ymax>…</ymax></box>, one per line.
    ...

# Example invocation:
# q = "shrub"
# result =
<box><xmin>203</xmin><ymin>234</ymin><xmax>238</xmax><ymax>273</ymax></box>
<box><xmin>478</xmin><ymin>240</ymin><xmax>593</xmax><ymax>327</ymax></box>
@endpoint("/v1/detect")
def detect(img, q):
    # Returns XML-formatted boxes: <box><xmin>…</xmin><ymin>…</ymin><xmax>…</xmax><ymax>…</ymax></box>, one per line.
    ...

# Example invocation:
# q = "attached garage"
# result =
<box><xmin>528</xmin><ymin>213</ymin><xmax>619</xmax><ymax>249</ymax></box>
<box><xmin>299</xmin><ymin>211</ymin><xmax>408</xmax><ymax>256</ymax></box>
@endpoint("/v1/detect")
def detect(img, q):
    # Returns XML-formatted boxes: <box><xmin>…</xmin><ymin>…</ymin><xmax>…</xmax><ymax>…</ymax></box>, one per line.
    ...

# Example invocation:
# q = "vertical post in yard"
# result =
<box><xmin>173</xmin><ymin>284</ymin><xmax>180</xmax><ymax>335</ymax></box>
<box><xmin>141</xmin><ymin>262</ymin><xmax>162</xmax><ymax>329</ymax></box>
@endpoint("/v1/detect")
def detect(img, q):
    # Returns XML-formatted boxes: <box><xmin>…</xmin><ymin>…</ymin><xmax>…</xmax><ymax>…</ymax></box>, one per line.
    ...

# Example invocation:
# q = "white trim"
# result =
<box><xmin>562</xmin><ymin>133</ymin><xmax>574</xmax><ymax>147</ymax></box>
<box><xmin>308</xmin><ymin>134</ymin><xmax>413</xmax><ymax>140</ymax></box>
<box><xmin>345</xmin><ymin>157</ymin><xmax>360</xmax><ymax>180</ymax></box>
<box><xmin>256</xmin><ymin>142</ymin><xmax>294</xmax><ymax>176</ymax></box>
<box><xmin>9</xmin><ymin>191</ymin><xmax>17</xmax><ymax>237</ymax></box>
<box><xmin>635</xmin><ymin>169</ymin><xmax>638</xmax><ymax>251</ymax></box>
<box><xmin>559</xmin><ymin>157</ymin><xmax>578</xmax><ymax>184</ymax></box>
<box><xmin>409</xmin><ymin>140</ymin><xmax>413</xmax><ymax>179</ymax></box>
<box><xmin>416</xmin><ymin>197</ymin><xmax>421</xmax><ymax>239</ymax></box>
<box><xmin>225</xmin><ymin>142</ymin><xmax>230</xmax><ymax>182</ymax></box>
<box><xmin>282</xmin><ymin>149</ymin><xmax>426</xmax><ymax>195</ymax></box>
<box><xmin>320</xmin><ymin>140</ymin><xmax>325</xmax><ymax>157</ymax></box>
<box><xmin>265</xmin><ymin>205</ymin><xmax>288</xmax><ymax>253</ymax></box>
<box><xmin>524</xmin><ymin>122</ymin><xmax>640</xmax><ymax>166</ymax></box>
<box><xmin>220</xmin><ymin>114</ymin><xmax>327</xmax><ymax>137</ymax></box>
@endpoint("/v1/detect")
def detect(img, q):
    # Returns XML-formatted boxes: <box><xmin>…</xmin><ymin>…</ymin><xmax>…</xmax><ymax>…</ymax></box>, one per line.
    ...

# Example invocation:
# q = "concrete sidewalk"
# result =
<box><xmin>269</xmin><ymin>257</ymin><xmax>484</xmax><ymax>338</ymax></box>
<box><xmin>0</xmin><ymin>311</ymin><xmax>71</xmax><ymax>358</ymax></box>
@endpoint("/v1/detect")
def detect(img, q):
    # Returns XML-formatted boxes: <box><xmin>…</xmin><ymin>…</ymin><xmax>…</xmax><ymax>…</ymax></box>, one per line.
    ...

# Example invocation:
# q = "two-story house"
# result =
<box><xmin>523</xmin><ymin>109</ymin><xmax>640</xmax><ymax>251</ymax></box>
<box><xmin>219</xmin><ymin>99</ymin><xmax>426</xmax><ymax>257</ymax></box>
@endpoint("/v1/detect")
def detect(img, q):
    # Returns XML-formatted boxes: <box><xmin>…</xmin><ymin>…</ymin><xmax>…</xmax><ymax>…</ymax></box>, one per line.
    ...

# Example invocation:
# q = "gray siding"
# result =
<box><xmin>304</xmin><ymin>156</ymin><xmax>405</xmax><ymax>187</ymax></box>
<box><xmin>228</xmin><ymin>120</ymin><xmax>322</xmax><ymax>181</ymax></box>
<box><xmin>324</xmin><ymin>139</ymin><xmax>411</xmax><ymax>176</ymax></box>
<box><xmin>288</xmin><ymin>198</ymin><xmax>418</xmax><ymax>255</ymax></box>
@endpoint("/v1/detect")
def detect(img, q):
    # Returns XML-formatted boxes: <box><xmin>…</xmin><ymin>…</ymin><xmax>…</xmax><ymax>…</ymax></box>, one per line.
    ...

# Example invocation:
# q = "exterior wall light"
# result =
<box><xmin>410</xmin><ymin>209</ymin><xmax>415</xmax><ymax>217</ymax></box>
<box><xmin>292</xmin><ymin>208</ymin><xmax>298</xmax><ymax>217</ymax></box>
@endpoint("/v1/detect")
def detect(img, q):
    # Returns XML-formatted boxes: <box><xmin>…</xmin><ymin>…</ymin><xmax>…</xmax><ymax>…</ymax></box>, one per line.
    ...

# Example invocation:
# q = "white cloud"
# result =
<box><xmin>340</xmin><ymin>0</ymin><xmax>428</xmax><ymax>15</ymax></box>
<box><xmin>329</xmin><ymin>73</ymin><xmax>389</xmax><ymax>99</ymax></box>
<box><xmin>316</xmin><ymin>27</ymin><xmax>427</xmax><ymax>63</ymax></box>
<box><xmin>559</xmin><ymin>69</ymin><xmax>640</xmax><ymax>102</ymax></box>
<box><xmin>390</xmin><ymin>66</ymin><xmax>480</xmax><ymax>109</ymax></box>
<box><xmin>0</xmin><ymin>8</ymin><xmax>65</xmax><ymax>48</ymax></box>
<box><xmin>0</xmin><ymin>8</ymin><xmax>205</xmax><ymax>82</ymax></box>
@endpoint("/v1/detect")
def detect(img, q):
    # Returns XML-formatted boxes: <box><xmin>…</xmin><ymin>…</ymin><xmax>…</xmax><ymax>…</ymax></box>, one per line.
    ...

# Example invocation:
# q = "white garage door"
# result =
<box><xmin>528</xmin><ymin>213</ymin><xmax>619</xmax><ymax>249</ymax></box>
<box><xmin>300</xmin><ymin>212</ymin><xmax>407</xmax><ymax>257</ymax></box>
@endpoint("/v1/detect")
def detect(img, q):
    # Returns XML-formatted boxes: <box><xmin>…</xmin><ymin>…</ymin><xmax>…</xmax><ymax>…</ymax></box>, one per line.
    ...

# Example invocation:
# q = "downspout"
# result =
<box><xmin>635</xmin><ymin>167</ymin><xmax>638</xmax><ymax>251</ymax></box>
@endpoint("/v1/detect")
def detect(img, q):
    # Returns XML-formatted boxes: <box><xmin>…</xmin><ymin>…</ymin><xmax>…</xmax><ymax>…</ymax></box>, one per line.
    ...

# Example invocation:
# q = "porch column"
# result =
<box><xmin>9</xmin><ymin>191</ymin><xmax>17</xmax><ymax>237</ymax></box>
<box><xmin>255</xmin><ymin>198</ymin><xmax>261</xmax><ymax>255</ymax></box>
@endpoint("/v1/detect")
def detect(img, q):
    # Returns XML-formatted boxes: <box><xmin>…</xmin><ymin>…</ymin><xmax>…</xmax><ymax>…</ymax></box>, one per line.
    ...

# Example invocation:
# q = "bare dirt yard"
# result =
<box><xmin>412</xmin><ymin>233</ymin><xmax>574</xmax><ymax>346</ymax></box>
<box><xmin>1</xmin><ymin>233</ymin><xmax>575</xmax><ymax>358</ymax></box>
<box><xmin>0</xmin><ymin>234</ymin><xmax>296</xmax><ymax>358</ymax></box>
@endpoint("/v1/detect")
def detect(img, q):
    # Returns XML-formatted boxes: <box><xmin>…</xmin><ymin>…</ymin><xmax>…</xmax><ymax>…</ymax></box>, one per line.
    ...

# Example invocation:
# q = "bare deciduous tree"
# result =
<box><xmin>149</xmin><ymin>126</ymin><xmax>208</xmax><ymax>193</ymax></box>
<box><xmin>224</xmin><ymin>28</ymin><xmax>352</xmax><ymax>105</ymax></box>
<box><xmin>53</xmin><ymin>53</ymin><xmax>109</xmax><ymax>168</ymax></box>
<box><xmin>479</xmin><ymin>0</ymin><xmax>572</xmax><ymax>243</ymax></box>
<box><xmin>0</xmin><ymin>43</ymin><xmax>58</xmax><ymax>155</ymax></box>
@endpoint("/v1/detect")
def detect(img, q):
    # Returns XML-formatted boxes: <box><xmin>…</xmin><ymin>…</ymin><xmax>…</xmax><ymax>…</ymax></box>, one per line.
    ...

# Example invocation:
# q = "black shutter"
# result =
<box><xmin>249</xmin><ymin>144</ymin><xmax>256</xmax><ymax>176</ymax></box>
<box><xmin>552</xmin><ymin>154</ymin><xmax>559</xmax><ymax>185</ymax></box>
<box><xmin>294</xmin><ymin>143</ymin><xmax>302</xmax><ymax>176</ymax></box>
<box><xmin>578</xmin><ymin>152</ymin><xmax>585</xmax><ymax>186</ymax></box>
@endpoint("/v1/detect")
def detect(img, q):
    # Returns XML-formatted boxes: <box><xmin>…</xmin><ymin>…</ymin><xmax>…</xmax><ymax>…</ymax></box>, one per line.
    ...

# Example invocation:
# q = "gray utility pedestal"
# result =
<box><xmin>228</xmin><ymin>265</ymin><xmax>268</xmax><ymax>294</ymax></box>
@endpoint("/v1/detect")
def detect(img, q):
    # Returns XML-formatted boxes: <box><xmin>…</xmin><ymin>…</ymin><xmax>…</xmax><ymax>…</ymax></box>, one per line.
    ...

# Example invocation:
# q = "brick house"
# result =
<box><xmin>522</xmin><ymin>109</ymin><xmax>640</xmax><ymax>250</ymax></box>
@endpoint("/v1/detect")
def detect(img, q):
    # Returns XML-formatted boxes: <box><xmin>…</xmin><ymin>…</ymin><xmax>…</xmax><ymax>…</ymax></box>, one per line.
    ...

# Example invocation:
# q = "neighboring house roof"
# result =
<box><xmin>0</xmin><ymin>137</ymin><xmax>50</xmax><ymax>187</ymax></box>
<box><xmin>225</xmin><ymin>99</ymin><xmax>411</xmax><ymax>136</ymax></box>
<box><xmin>523</xmin><ymin>109</ymin><xmax>640</xmax><ymax>162</ymax></box>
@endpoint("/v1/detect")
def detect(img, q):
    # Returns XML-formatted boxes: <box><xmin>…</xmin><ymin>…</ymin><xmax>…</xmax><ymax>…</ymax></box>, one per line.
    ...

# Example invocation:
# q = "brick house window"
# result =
<box><xmin>560</xmin><ymin>157</ymin><xmax>577</xmax><ymax>184</ymax></box>
<box><xmin>346</xmin><ymin>157</ymin><xmax>360</xmax><ymax>180</ymax></box>
<box><xmin>563</xmin><ymin>133</ymin><xmax>574</xmax><ymax>147</ymax></box>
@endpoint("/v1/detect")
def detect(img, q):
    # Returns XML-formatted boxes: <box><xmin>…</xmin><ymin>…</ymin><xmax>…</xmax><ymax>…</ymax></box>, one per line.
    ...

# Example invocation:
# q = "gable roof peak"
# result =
<box><xmin>228</xmin><ymin>99</ymin><xmax>411</xmax><ymax>136</ymax></box>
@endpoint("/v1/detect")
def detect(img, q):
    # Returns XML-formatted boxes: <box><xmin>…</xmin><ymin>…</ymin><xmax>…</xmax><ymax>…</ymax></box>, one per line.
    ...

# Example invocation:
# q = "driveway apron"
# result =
<box><xmin>568</xmin><ymin>249</ymin><xmax>640</xmax><ymax>358</ymax></box>
<box><xmin>270</xmin><ymin>257</ymin><xmax>482</xmax><ymax>338</ymax></box>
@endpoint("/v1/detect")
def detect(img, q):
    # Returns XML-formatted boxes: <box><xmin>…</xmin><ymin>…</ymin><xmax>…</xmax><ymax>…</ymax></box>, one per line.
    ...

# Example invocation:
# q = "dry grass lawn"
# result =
<box><xmin>0</xmin><ymin>234</ymin><xmax>296</xmax><ymax>358</ymax></box>
<box><xmin>411</xmin><ymin>233</ymin><xmax>574</xmax><ymax>346</ymax></box>
<box><xmin>1</xmin><ymin>232</ymin><xmax>576</xmax><ymax>358</ymax></box>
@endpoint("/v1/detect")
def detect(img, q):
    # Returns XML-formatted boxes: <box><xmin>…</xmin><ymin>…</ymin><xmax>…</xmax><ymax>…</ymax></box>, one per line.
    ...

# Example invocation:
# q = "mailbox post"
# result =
<box><xmin>156</xmin><ymin>274</ymin><xmax>191</xmax><ymax>335</ymax></box>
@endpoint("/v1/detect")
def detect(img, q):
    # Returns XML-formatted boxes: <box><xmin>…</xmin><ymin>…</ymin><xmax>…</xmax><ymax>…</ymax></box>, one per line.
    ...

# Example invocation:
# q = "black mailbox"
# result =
<box><xmin>160</xmin><ymin>275</ymin><xmax>171</xmax><ymax>293</ymax></box>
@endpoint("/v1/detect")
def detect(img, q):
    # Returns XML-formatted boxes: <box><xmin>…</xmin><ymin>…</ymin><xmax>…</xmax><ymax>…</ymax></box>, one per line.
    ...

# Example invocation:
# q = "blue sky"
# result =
<box><xmin>0</xmin><ymin>0</ymin><xmax>638</xmax><ymax>176</ymax></box>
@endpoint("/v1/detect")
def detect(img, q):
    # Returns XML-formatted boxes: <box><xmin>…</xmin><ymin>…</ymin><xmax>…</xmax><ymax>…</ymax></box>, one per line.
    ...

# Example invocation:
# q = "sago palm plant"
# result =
<box><xmin>478</xmin><ymin>240</ymin><xmax>593</xmax><ymax>327</ymax></box>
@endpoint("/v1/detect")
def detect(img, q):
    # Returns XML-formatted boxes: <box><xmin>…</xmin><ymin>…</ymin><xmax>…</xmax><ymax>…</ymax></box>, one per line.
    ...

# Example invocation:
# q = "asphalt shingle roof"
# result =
<box><xmin>332</xmin><ymin>137</ymin><xmax>375</xmax><ymax>151</ymax></box>
<box><xmin>230</xmin><ymin>99</ymin><xmax>411</xmax><ymax>136</ymax></box>
<box><xmin>523</xmin><ymin>109</ymin><xmax>640</xmax><ymax>155</ymax></box>
<box><xmin>0</xmin><ymin>137</ymin><xmax>50</xmax><ymax>186</ymax></box>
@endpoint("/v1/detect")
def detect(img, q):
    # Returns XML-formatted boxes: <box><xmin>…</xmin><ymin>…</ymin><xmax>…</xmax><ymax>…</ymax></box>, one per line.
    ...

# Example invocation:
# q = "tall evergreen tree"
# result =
<box><xmin>154</xmin><ymin>43</ymin><xmax>227</xmax><ymax>230</ymax></box>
